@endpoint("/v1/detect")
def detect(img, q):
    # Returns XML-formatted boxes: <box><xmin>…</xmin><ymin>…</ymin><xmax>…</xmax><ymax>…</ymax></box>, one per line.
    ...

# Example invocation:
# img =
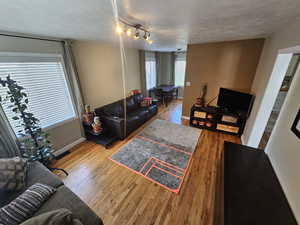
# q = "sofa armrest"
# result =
<box><xmin>101</xmin><ymin>115</ymin><xmax>125</xmax><ymax>139</ymax></box>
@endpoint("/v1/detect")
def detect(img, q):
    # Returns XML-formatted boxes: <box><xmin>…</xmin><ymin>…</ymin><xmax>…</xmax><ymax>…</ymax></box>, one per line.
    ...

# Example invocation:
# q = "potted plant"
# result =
<box><xmin>0</xmin><ymin>75</ymin><xmax>53</xmax><ymax>164</ymax></box>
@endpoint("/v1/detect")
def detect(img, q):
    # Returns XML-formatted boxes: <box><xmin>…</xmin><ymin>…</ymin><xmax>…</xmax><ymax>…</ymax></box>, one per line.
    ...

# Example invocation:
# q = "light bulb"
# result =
<box><xmin>115</xmin><ymin>24</ymin><xmax>123</xmax><ymax>34</ymax></box>
<box><xmin>126</xmin><ymin>28</ymin><xmax>132</xmax><ymax>37</ymax></box>
<box><xmin>143</xmin><ymin>32</ymin><xmax>148</xmax><ymax>40</ymax></box>
<box><xmin>134</xmin><ymin>30</ymin><xmax>140</xmax><ymax>40</ymax></box>
<box><xmin>147</xmin><ymin>39</ymin><xmax>153</xmax><ymax>44</ymax></box>
<box><xmin>144</xmin><ymin>32</ymin><xmax>150</xmax><ymax>40</ymax></box>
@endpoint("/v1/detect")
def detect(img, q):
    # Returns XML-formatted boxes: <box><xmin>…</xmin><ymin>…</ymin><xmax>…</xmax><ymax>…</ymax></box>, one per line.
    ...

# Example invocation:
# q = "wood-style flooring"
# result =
<box><xmin>52</xmin><ymin>100</ymin><xmax>241</xmax><ymax>225</ymax></box>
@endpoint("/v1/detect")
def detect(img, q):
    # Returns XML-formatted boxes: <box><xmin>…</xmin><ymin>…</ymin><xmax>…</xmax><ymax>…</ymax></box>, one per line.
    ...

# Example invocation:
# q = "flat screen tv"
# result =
<box><xmin>217</xmin><ymin>88</ymin><xmax>254</xmax><ymax>114</ymax></box>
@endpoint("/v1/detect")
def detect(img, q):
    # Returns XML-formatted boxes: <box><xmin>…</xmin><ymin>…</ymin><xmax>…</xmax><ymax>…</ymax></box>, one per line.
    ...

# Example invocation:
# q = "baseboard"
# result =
<box><xmin>53</xmin><ymin>137</ymin><xmax>86</xmax><ymax>157</ymax></box>
<box><xmin>181</xmin><ymin>116</ymin><xmax>190</xmax><ymax>120</ymax></box>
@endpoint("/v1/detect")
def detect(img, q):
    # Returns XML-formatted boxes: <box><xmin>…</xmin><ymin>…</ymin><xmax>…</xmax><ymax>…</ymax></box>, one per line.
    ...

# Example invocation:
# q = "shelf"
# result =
<box><xmin>86</xmin><ymin>129</ymin><xmax>104</xmax><ymax>136</ymax></box>
<box><xmin>190</xmin><ymin>105</ymin><xmax>246</xmax><ymax>137</ymax></box>
<box><xmin>82</xmin><ymin>121</ymin><xmax>118</xmax><ymax>148</ymax></box>
<box><xmin>218</xmin><ymin>121</ymin><xmax>240</xmax><ymax>127</ymax></box>
<box><xmin>86</xmin><ymin>132</ymin><xmax>118</xmax><ymax>149</ymax></box>
<box><xmin>190</xmin><ymin>124</ymin><xmax>216</xmax><ymax>131</ymax></box>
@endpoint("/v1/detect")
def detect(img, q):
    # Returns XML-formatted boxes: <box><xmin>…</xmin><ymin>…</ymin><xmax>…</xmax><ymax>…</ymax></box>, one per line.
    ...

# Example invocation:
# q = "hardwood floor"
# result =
<box><xmin>52</xmin><ymin>100</ymin><xmax>241</xmax><ymax>225</ymax></box>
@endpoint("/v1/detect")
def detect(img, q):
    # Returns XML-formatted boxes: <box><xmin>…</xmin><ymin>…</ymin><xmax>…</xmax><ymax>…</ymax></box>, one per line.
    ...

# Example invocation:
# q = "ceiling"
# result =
<box><xmin>1</xmin><ymin>0</ymin><xmax>300</xmax><ymax>51</ymax></box>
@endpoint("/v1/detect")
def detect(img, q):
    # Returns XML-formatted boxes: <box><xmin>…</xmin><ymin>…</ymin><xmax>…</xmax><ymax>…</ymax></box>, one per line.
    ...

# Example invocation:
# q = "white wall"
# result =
<box><xmin>243</xmin><ymin>53</ymin><xmax>292</xmax><ymax>146</ymax></box>
<box><xmin>266</xmin><ymin>65</ymin><xmax>300</xmax><ymax>223</ymax></box>
<box><xmin>243</xmin><ymin>18</ymin><xmax>300</xmax><ymax>222</ymax></box>
<box><xmin>72</xmin><ymin>41</ymin><xmax>141</xmax><ymax>109</ymax></box>
<box><xmin>0</xmin><ymin>35</ymin><xmax>83</xmax><ymax>151</ymax></box>
<box><xmin>243</xmin><ymin>18</ymin><xmax>300</xmax><ymax>147</ymax></box>
<box><xmin>0</xmin><ymin>36</ymin><xmax>63</xmax><ymax>54</ymax></box>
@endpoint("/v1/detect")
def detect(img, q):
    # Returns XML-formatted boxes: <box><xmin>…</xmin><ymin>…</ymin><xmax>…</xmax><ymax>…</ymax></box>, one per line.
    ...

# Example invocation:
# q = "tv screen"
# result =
<box><xmin>217</xmin><ymin>88</ymin><xmax>253</xmax><ymax>112</ymax></box>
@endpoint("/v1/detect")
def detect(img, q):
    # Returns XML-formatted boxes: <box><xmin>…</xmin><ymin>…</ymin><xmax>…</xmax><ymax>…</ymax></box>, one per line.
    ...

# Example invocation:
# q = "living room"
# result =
<box><xmin>1</xmin><ymin>1</ymin><xmax>300</xmax><ymax>225</ymax></box>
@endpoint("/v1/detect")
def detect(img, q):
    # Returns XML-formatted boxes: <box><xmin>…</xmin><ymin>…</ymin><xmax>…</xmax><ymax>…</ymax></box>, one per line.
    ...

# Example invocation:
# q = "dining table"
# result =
<box><xmin>149</xmin><ymin>85</ymin><xmax>179</xmax><ymax>106</ymax></box>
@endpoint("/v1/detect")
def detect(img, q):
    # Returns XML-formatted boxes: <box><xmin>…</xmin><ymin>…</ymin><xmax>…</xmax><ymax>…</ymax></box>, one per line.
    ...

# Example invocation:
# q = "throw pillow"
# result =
<box><xmin>0</xmin><ymin>183</ymin><xmax>56</xmax><ymax>225</ymax></box>
<box><xmin>0</xmin><ymin>157</ymin><xmax>28</xmax><ymax>191</ymax></box>
<box><xmin>20</xmin><ymin>208</ymin><xmax>84</xmax><ymax>225</ymax></box>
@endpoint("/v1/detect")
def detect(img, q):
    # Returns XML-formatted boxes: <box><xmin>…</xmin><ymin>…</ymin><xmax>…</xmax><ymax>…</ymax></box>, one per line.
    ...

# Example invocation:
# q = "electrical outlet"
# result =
<box><xmin>186</xmin><ymin>81</ymin><xmax>191</xmax><ymax>87</ymax></box>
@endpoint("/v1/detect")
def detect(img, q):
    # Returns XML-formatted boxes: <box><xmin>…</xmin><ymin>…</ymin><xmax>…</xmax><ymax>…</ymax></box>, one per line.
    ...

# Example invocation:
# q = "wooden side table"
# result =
<box><xmin>82</xmin><ymin>122</ymin><xmax>118</xmax><ymax>149</ymax></box>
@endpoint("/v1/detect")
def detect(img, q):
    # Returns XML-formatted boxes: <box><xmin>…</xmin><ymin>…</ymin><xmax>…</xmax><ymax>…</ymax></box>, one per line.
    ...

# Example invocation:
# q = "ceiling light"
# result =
<box><xmin>126</xmin><ymin>28</ymin><xmax>132</xmax><ymax>37</ymax></box>
<box><xmin>134</xmin><ymin>30</ymin><xmax>140</xmax><ymax>39</ymax></box>
<box><xmin>116</xmin><ymin>19</ymin><xmax>153</xmax><ymax>43</ymax></box>
<box><xmin>115</xmin><ymin>24</ymin><xmax>123</xmax><ymax>34</ymax></box>
<box><xmin>143</xmin><ymin>32</ymin><xmax>150</xmax><ymax>40</ymax></box>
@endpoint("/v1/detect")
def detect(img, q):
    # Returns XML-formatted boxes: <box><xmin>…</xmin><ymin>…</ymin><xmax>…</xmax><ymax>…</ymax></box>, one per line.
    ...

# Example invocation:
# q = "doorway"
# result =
<box><xmin>258</xmin><ymin>54</ymin><xmax>300</xmax><ymax>150</ymax></box>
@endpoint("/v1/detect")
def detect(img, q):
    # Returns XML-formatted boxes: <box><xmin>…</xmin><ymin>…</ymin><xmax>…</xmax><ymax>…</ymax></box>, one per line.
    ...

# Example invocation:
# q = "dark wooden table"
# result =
<box><xmin>223</xmin><ymin>141</ymin><xmax>297</xmax><ymax>225</ymax></box>
<box><xmin>149</xmin><ymin>85</ymin><xmax>179</xmax><ymax>106</ymax></box>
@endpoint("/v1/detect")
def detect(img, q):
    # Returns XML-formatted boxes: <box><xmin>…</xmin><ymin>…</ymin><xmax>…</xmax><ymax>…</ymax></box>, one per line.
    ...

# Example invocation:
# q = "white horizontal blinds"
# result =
<box><xmin>0</xmin><ymin>55</ymin><xmax>76</xmax><ymax>134</ymax></box>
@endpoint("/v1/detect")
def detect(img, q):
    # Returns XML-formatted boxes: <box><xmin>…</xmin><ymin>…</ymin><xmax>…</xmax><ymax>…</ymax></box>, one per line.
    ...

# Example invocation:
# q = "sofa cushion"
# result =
<box><xmin>0</xmin><ymin>162</ymin><xmax>63</xmax><ymax>208</ymax></box>
<box><xmin>0</xmin><ymin>157</ymin><xmax>28</xmax><ymax>192</ymax></box>
<box><xmin>34</xmin><ymin>185</ymin><xmax>103</xmax><ymax>225</ymax></box>
<box><xmin>128</xmin><ymin>108</ymin><xmax>149</xmax><ymax>122</ymax></box>
<box><xmin>126</xmin><ymin>97</ymin><xmax>138</xmax><ymax>113</ymax></box>
<box><xmin>126</xmin><ymin>115</ymin><xmax>141</xmax><ymax>130</ymax></box>
<box><xmin>21</xmin><ymin>208</ymin><xmax>83</xmax><ymax>225</ymax></box>
<box><xmin>0</xmin><ymin>183</ymin><xmax>56</xmax><ymax>225</ymax></box>
<box><xmin>27</xmin><ymin>162</ymin><xmax>64</xmax><ymax>189</ymax></box>
<box><xmin>147</xmin><ymin>105</ymin><xmax>158</xmax><ymax>116</ymax></box>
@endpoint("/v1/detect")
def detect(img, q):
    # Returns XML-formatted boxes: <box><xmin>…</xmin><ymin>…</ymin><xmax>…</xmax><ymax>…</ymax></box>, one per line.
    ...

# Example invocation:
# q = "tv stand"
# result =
<box><xmin>189</xmin><ymin>105</ymin><xmax>247</xmax><ymax>136</ymax></box>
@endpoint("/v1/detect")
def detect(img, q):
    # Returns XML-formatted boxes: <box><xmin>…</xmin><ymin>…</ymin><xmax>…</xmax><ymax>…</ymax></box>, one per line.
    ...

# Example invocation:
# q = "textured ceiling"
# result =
<box><xmin>1</xmin><ymin>0</ymin><xmax>300</xmax><ymax>51</ymax></box>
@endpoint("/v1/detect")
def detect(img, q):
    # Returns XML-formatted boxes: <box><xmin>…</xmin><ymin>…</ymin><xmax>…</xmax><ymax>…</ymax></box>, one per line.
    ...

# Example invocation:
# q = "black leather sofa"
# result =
<box><xmin>95</xmin><ymin>94</ymin><xmax>158</xmax><ymax>139</ymax></box>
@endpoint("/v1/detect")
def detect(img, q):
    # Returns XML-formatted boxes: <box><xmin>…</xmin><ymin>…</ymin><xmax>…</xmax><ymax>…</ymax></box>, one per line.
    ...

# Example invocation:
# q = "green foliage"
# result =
<box><xmin>0</xmin><ymin>75</ymin><xmax>53</xmax><ymax>163</ymax></box>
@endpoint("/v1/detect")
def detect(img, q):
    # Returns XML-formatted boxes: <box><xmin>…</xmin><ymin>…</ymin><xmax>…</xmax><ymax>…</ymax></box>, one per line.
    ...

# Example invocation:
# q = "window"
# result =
<box><xmin>0</xmin><ymin>54</ymin><xmax>76</xmax><ymax>134</ymax></box>
<box><xmin>174</xmin><ymin>60</ymin><xmax>186</xmax><ymax>86</ymax></box>
<box><xmin>145</xmin><ymin>60</ymin><xmax>156</xmax><ymax>90</ymax></box>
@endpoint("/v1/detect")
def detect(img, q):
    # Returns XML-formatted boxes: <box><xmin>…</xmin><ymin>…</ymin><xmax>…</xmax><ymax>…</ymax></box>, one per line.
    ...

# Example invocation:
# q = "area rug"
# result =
<box><xmin>109</xmin><ymin>119</ymin><xmax>201</xmax><ymax>193</ymax></box>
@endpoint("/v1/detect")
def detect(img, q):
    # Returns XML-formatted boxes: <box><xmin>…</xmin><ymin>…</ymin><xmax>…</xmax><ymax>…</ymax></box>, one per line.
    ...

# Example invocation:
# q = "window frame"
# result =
<box><xmin>0</xmin><ymin>52</ymin><xmax>78</xmax><ymax>133</ymax></box>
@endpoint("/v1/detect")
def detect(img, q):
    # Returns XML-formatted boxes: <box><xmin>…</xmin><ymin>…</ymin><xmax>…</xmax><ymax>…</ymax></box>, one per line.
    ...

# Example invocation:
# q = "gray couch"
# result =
<box><xmin>0</xmin><ymin>162</ymin><xmax>103</xmax><ymax>225</ymax></box>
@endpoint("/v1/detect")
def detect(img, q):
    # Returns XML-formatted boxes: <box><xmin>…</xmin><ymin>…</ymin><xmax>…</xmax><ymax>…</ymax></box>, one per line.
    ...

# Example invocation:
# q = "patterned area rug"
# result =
<box><xmin>109</xmin><ymin>119</ymin><xmax>201</xmax><ymax>193</ymax></box>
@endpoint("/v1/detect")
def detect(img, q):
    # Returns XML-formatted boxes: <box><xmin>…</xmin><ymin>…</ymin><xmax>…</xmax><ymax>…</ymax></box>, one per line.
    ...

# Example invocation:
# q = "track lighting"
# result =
<box><xmin>115</xmin><ymin>19</ymin><xmax>153</xmax><ymax>44</ymax></box>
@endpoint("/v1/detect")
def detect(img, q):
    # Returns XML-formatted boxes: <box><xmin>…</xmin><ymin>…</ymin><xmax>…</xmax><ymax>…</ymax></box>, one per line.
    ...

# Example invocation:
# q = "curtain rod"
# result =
<box><xmin>0</xmin><ymin>32</ymin><xmax>65</xmax><ymax>43</ymax></box>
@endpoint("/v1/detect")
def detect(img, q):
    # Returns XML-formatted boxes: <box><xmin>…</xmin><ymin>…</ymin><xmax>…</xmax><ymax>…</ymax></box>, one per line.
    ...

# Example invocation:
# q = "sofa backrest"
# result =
<box><xmin>133</xmin><ymin>93</ymin><xmax>143</xmax><ymax>105</ymax></box>
<box><xmin>95</xmin><ymin>94</ymin><xmax>144</xmax><ymax>118</ymax></box>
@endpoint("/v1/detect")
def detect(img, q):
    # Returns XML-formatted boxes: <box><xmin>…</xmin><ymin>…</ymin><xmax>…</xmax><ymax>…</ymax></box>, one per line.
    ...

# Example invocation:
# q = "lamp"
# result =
<box><xmin>134</xmin><ymin>29</ymin><xmax>140</xmax><ymax>39</ymax></box>
<box><xmin>143</xmin><ymin>32</ymin><xmax>150</xmax><ymax>40</ymax></box>
<box><xmin>116</xmin><ymin>19</ymin><xmax>153</xmax><ymax>44</ymax></box>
